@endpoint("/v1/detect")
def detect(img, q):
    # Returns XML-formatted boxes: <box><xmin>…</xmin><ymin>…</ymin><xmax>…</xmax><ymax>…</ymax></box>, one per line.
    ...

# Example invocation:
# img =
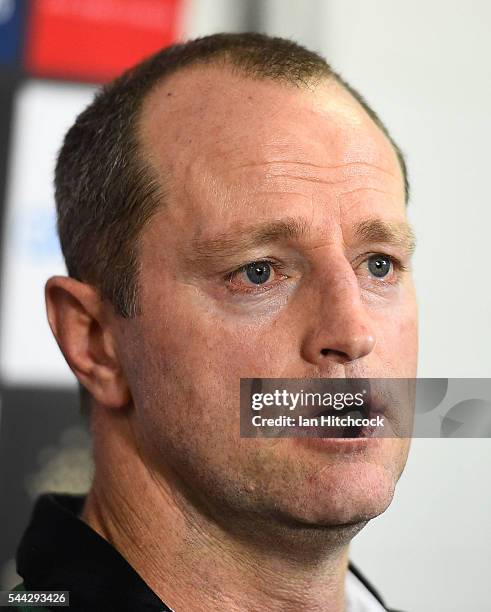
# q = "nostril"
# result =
<box><xmin>320</xmin><ymin>348</ymin><xmax>350</xmax><ymax>363</ymax></box>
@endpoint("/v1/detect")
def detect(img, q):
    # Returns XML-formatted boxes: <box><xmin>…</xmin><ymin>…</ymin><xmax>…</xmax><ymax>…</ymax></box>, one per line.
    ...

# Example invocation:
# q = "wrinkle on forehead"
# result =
<box><xmin>229</xmin><ymin>160</ymin><xmax>398</xmax><ymax>176</ymax></box>
<box><xmin>137</xmin><ymin>66</ymin><xmax>404</xmax><ymax>216</ymax></box>
<box><xmin>218</xmin><ymin>160</ymin><xmax>400</xmax><ymax>191</ymax></box>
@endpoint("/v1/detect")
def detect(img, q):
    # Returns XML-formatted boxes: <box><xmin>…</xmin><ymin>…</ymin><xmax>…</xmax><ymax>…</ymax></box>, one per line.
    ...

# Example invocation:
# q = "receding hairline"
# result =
<box><xmin>135</xmin><ymin>59</ymin><xmax>407</xmax><ymax>204</ymax></box>
<box><xmin>135</xmin><ymin>56</ymin><xmax>331</xmax><ymax>144</ymax></box>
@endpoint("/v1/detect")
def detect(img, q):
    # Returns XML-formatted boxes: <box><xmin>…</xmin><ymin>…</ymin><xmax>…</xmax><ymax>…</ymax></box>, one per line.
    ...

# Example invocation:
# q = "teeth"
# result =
<box><xmin>344</xmin><ymin>410</ymin><xmax>364</xmax><ymax>420</ymax></box>
<box><xmin>314</xmin><ymin>407</ymin><xmax>368</xmax><ymax>419</ymax></box>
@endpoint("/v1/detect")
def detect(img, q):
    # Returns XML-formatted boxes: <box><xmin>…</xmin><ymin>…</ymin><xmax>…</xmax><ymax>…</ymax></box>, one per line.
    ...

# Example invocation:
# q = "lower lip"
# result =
<box><xmin>291</xmin><ymin>435</ymin><xmax>382</xmax><ymax>454</ymax></box>
<box><xmin>289</xmin><ymin>412</ymin><xmax>388</xmax><ymax>453</ymax></box>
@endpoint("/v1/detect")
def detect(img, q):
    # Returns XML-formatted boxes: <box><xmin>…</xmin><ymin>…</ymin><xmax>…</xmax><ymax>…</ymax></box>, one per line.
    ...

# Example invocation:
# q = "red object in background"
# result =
<box><xmin>25</xmin><ymin>0</ymin><xmax>183</xmax><ymax>83</ymax></box>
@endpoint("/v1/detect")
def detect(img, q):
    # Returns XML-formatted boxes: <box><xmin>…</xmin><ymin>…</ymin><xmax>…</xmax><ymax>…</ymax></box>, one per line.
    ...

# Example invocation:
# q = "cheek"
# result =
<box><xmin>144</xmin><ymin>288</ymin><xmax>292</xmax><ymax>380</ymax></box>
<box><xmin>183</xmin><ymin>327</ymin><xmax>292</xmax><ymax>388</ymax></box>
<box><xmin>374</xmin><ymin>297</ymin><xmax>418</xmax><ymax>376</ymax></box>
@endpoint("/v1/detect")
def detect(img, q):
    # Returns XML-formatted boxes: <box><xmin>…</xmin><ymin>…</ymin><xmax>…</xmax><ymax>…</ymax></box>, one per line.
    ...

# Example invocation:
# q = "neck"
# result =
<box><xmin>82</xmin><ymin>411</ymin><xmax>354</xmax><ymax>612</ymax></box>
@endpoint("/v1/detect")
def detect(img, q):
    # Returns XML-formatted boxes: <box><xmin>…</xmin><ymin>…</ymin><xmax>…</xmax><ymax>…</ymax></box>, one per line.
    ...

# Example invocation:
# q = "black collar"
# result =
<box><xmin>17</xmin><ymin>493</ymin><xmax>170</xmax><ymax>612</ymax></box>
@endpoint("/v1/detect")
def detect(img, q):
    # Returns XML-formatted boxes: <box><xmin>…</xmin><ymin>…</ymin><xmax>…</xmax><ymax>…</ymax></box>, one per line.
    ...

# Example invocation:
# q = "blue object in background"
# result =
<box><xmin>0</xmin><ymin>0</ymin><xmax>25</xmax><ymax>67</ymax></box>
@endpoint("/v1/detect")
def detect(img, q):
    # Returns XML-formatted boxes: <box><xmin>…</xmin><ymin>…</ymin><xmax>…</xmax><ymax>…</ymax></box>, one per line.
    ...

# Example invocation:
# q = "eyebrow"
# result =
<box><xmin>183</xmin><ymin>218</ymin><xmax>310</xmax><ymax>267</ymax></box>
<box><xmin>354</xmin><ymin>218</ymin><xmax>416</xmax><ymax>254</ymax></box>
<box><xmin>183</xmin><ymin>216</ymin><xmax>415</xmax><ymax>269</ymax></box>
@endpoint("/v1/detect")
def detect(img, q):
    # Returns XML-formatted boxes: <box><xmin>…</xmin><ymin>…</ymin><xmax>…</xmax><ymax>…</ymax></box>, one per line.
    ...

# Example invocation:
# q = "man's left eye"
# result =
<box><xmin>366</xmin><ymin>254</ymin><xmax>393</xmax><ymax>278</ymax></box>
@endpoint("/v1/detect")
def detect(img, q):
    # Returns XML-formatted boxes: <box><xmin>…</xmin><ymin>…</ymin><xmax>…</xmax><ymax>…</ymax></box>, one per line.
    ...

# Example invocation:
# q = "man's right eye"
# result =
<box><xmin>244</xmin><ymin>262</ymin><xmax>272</xmax><ymax>284</ymax></box>
<box><xmin>224</xmin><ymin>260</ymin><xmax>288</xmax><ymax>294</ymax></box>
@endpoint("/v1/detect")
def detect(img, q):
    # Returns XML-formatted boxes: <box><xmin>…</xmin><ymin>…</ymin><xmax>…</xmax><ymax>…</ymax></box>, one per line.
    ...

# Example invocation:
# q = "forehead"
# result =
<box><xmin>138</xmin><ymin>65</ymin><xmax>405</xmax><ymax>234</ymax></box>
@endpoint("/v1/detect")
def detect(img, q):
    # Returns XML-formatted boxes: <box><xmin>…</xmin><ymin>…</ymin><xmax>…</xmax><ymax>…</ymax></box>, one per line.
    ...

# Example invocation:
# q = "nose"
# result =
<box><xmin>300</xmin><ymin>264</ymin><xmax>376</xmax><ymax>367</ymax></box>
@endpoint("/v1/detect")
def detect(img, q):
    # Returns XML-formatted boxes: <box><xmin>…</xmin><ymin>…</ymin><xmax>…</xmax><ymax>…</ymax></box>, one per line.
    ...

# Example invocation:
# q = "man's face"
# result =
<box><xmin>116</xmin><ymin>67</ymin><xmax>418</xmax><ymax>529</ymax></box>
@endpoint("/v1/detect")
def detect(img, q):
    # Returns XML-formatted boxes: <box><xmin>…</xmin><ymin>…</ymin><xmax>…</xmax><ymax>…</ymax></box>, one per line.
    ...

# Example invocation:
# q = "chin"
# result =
<box><xmin>322</xmin><ymin>465</ymin><xmax>396</xmax><ymax>526</ymax></box>
<box><xmin>274</xmin><ymin>456</ymin><xmax>401</xmax><ymax>528</ymax></box>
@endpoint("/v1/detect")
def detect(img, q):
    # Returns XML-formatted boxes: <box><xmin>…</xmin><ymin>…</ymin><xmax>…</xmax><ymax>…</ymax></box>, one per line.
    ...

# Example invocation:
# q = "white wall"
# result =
<box><xmin>260</xmin><ymin>2</ymin><xmax>491</xmax><ymax>610</ymax></box>
<box><xmin>184</xmin><ymin>0</ymin><xmax>251</xmax><ymax>36</ymax></box>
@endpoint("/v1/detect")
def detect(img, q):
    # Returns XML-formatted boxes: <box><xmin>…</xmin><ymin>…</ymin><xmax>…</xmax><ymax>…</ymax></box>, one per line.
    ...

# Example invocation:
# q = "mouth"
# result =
<box><xmin>305</xmin><ymin>399</ymin><xmax>382</xmax><ymax>439</ymax></box>
<box><xmin>245</xmin><ymin>378</ymin><xmax>407</xmax><ymax>442</ymax></box>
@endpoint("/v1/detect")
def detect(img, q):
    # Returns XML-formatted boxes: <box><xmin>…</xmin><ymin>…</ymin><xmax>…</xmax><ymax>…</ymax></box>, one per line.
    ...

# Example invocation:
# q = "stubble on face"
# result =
<box><xmin>113</xmin><ymin>65</ymin><xmax>418</xmax><ymax>546</ymax></box>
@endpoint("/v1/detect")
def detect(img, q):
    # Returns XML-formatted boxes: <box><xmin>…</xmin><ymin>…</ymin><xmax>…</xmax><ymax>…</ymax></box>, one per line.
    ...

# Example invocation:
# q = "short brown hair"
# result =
<box><xmin>55</xmin><ymin>32</ymin><xmax>408</xmax><ymax>319</ymax></box>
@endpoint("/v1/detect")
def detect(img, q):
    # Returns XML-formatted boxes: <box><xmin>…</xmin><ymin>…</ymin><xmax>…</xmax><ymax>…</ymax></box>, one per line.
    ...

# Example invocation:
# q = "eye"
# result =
<box><xmin>367</xmin><ymin>254</ymin><xmax>393</xmax><ymax>278</ymax></box>
<box><xmin>225</xmin><ymin>260</ymin><xmax>287</xmax><ymax>294</ymax></box>
<box><xmin>244</xmin><ymin>261</ymin><xmax>271</xmax><ymax>284</ymax></box>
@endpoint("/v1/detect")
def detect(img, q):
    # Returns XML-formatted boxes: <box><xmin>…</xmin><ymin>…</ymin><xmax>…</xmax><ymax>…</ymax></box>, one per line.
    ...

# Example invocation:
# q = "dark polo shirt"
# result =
<box><xmin>10</xmin><ymin>493</ymin><xmax>401</xmax><ymax>611</ymax></box>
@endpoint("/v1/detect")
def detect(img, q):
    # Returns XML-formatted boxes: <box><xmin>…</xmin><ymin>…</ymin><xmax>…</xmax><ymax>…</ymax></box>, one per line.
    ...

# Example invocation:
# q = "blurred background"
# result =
<box><xmin>0</xmin><ymin>1</ymin><xmax>490</xmax><ymax>610</ymax></box>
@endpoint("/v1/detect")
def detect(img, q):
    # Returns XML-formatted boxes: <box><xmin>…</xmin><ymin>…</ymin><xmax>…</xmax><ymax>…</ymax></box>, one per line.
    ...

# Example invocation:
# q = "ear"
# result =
<box><xmin>45</xmin><ymin>276</ymin><xmax>131</xmax><ymax>409</ymax></box>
